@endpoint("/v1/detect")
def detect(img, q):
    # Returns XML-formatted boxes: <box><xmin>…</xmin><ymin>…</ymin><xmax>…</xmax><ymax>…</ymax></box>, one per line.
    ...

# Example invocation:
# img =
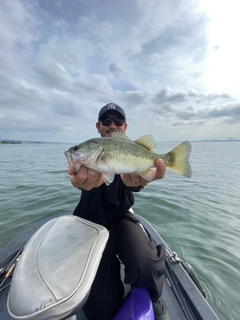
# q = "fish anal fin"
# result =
<box><xmin>103</xmin><ymin>172</ymin><xmax>115</xmax><ymax>185</ymax></box>
<box><xmin>137</xmin><ymin>168</ymin><xmax>156</xmax><ymax>181</ymax></box>
<box><xmin>134</xmin><ymin>135</ymin><xmax>156</xmax><ymax>151</ymax></box>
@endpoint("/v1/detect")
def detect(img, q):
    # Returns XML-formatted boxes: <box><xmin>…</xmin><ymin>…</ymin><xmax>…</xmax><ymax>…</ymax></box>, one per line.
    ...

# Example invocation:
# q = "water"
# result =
<box><xmin>0</xmin><ymin>141</ymin><xmax>239</xmax><ymax>320</ymax></box>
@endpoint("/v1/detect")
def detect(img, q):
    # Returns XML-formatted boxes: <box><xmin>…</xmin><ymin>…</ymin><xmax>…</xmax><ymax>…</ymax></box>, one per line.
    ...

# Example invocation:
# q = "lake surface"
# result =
<box><xmin>0</xmin><ymin>141</ymin><xmax>239</xmax><ymax>320</ymax></box>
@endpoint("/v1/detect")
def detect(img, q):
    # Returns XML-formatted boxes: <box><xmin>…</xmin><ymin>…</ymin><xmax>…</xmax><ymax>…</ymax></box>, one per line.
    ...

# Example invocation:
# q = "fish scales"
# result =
<box><xmin>90</xmin><ymin>137</ymin><xmax>157</xmax><ymax>173</ymax></box>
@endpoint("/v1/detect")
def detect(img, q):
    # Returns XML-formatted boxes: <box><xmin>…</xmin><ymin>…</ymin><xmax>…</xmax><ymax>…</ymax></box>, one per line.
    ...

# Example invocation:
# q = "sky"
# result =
<box><xmin>0</xmin><ymin>0</ymin><xmax>239</xmax><ymax>143</ymax></box>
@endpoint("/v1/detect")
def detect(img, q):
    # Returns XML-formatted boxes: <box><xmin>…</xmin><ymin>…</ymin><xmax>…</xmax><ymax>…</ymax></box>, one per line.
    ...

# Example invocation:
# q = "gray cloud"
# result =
<box><xmin>150</xmin><ymin>86</ymin><xmax>239</xmax><ymax>127</ymax></box>
<box><xmin>124</xmin><ymin>91</ymin><xmax>148</xmax><ymax>106</ymax></box>
<box><xmin>109</xmin><ymin>63</ymin><xmax>123</xmax><ymax>78</ymax></box>
<box><xmin>153</xmin><ymin>87</ymin><xmax>189</xmax><ymax>104</ymax></box>
<box><xmin>172</xmin><ymin>120</ymin><xmax>206</xmax><ymax>127</ymax></box>
<box><xmin>196</xmin><ymin>93</ymin><xmax>231</xmax><ymax>103</ymax></box>
<box><xmin>208</xmin><ymin>104</ymin><xmax>240</xmax><ymax>122</ymax></box>
<box><xmin>175</xmin><ymin>103</ymin><xmax>240</xmax><ymax>124</ymax></box>
<box><xmin>142</xmin><ymin>12</ymin><xmax>208</xmax><ymax>58</ymax></box>
<box><xmin>153</xmin><ymin>87</ymin><xmax>232</xmax><ymax>106</ymax></box>
<box><xmin>0</xmin><ymin>0</ymin><xmax>239</xmax><ymax>142</ymax></box>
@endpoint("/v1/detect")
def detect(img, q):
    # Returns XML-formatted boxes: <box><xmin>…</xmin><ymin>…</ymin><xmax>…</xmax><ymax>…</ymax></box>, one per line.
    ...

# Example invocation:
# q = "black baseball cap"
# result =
<box><xmin>98</xmin><ymin>103</ymin><xmax>126</xmax><ymax>121</ymax></box>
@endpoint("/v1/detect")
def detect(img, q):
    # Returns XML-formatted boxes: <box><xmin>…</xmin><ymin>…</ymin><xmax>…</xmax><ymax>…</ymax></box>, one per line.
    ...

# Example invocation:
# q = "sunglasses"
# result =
<box><xmin>100</xmin><ymin>117</ymin><xmax>125</xmax><ymax>126</ymax></box>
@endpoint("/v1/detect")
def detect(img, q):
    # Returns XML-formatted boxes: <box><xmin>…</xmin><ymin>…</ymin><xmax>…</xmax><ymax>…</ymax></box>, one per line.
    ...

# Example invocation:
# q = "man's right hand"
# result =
<box><xmin>68</xmin><ymin>165</ymin><xmax>104</xmax><ymax>191</ymax></box>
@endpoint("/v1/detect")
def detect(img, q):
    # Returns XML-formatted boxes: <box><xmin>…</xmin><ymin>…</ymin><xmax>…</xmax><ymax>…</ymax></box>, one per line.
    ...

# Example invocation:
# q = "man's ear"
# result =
<box><xmin>96</xmin><ymin>122</ymin><xmax>100</xmax><ymax>133</ymax></box>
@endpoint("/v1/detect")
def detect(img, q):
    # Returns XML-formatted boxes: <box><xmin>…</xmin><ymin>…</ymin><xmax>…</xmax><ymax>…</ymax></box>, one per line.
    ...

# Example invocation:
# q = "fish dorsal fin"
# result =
<box><xmin>111</xmin><ymin>131</ymin><xmax>130</xmax><ymax>141</ymax></box>
<box><xmin>134</xmin><ymin>134</ymin><xmax>156</xmax><ymax>151</ymax></box>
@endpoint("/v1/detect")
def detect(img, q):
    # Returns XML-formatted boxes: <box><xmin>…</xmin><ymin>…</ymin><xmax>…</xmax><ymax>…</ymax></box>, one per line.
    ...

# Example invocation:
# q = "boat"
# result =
<box><xmin>0</xmin><ymin>212</ymin><xmax>219</xmax><ymax>320</ymax></box>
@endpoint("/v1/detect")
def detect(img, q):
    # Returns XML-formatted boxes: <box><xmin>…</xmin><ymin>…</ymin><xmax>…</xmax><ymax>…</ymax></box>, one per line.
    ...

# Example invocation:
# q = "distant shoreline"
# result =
<box><xmin>0</xmin><ymin>139</ymin><xmax>239</xmax><ymax>144</ymax></box>
<box><xmin>0</xmin><ymin>141</ymin><xmax>21</xmax><ymax>144</ymax></box>
<box><xmin>0</xmin><ymin>140</ymin><xmax>63</xmax><ymax>144</ymax></box>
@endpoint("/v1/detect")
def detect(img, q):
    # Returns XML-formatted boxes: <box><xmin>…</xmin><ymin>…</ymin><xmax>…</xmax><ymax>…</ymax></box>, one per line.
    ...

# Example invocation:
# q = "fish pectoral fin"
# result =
<box><xmin>137</xmin><ymin>168</ymin><xmax>156</xmax><ymax>181</ymax></box>
<box><xmin>103</xmin><ymin>172</ymin><xmax>115</xmax><ymax>185</ymax></box>
<box><xmin>134</xmin><ymin>135</ymin><xmax>156</xmax><ymax>151</ymax></box>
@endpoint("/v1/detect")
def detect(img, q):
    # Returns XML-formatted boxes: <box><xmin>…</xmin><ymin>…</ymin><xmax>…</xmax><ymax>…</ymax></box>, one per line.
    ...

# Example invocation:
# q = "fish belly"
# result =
<box><xmin>96</xmin><ymin>151</ymin><xmax>155</xmax><ymax>174</ymax></box>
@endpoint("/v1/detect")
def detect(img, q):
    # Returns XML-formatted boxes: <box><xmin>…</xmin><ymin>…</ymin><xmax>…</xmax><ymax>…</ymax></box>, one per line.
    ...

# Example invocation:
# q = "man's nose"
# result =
<box><xmin>109</xmin><ymin>121</ymin><xmax>117</xmax><ymax>128</ymax></box>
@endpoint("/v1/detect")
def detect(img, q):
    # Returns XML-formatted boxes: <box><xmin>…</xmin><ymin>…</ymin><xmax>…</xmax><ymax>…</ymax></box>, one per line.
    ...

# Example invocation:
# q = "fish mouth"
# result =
<box><xmin>64</xmin><ymin>151</ymin><xmax>81</xmax><ymax>173</ymax></box>
<box><xmin>64</xmin><ymin>151</ymin><xmax>73</xmax><ymax>165</ymax></box>
<box><xmin>64</xmin><ymin>151</ymin><xmax>88</xmax><ymax>164</ymax></box>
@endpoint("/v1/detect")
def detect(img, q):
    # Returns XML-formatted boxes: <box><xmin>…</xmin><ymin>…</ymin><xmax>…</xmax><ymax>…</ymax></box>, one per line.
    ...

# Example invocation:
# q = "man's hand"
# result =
<box><xmin>121</xmin><ymin>158</ymin><xmax>166</xmax><ymax>187</ymax></box>
<box><xmin>68</xmin><ymin>165</ymin><xmax>104</xmax><ymax>191</ymax></box>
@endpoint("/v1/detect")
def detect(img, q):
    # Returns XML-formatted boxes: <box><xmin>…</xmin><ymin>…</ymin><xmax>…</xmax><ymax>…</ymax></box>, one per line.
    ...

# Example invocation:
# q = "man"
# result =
<box><xmin>67</xmin><ymin>103</ymin><xmax>170</xmax><ymax>320</ymax></box>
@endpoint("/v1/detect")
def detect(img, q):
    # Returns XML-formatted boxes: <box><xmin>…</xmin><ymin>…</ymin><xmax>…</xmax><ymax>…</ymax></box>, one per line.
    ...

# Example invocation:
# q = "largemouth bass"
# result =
<box><xmin>64</xmin><ymin>132</ymin><xmax>192</xmax><ymax>185</ymax></box>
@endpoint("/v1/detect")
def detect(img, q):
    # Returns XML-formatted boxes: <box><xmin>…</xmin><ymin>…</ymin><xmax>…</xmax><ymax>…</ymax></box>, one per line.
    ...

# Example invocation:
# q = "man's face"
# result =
<box><xmin>96</xmin><ymin>111</ymin><xmax>127</xmax><ymax>137</ymax></box>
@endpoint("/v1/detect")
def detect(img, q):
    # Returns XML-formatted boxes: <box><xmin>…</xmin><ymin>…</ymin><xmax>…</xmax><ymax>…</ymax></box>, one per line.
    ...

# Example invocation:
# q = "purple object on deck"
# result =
<box><xmin>113</xmin><ymin>287</ymin><xmax>155</xmax><ymax>320</ymax></box>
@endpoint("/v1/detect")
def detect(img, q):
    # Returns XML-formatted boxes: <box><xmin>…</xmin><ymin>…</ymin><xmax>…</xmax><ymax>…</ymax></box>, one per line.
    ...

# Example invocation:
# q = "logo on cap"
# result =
<box><xmin>107</xmin><ymin>103</ymin><xmax>117</xmax><ymax>110</ymax></box>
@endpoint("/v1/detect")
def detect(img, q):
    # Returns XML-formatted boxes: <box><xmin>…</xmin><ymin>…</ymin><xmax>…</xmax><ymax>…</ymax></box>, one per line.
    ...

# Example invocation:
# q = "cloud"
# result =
<box><xmin>0</xmin><ymin>0</ymin><xmax>239</xmax><ymax>142</ymax></box>
<box><xmin>153</xmin><ymin>87</ymin><xmax>189</xmax><ymax>104</ymax></box>
<box><xmin>196</xmin><ymin>93</ymin><xmax>231</xmax><ymax>103</ymax></box>
<box><xmin>150</xmin><ymin>87</ymin><xmax>239</xmax><ymax>128</ymax></box>
<box><xmin>0</xmin><ymin>0</ymin><xmax>40</xmax><ymax>73</ymax></box>
<box><xmin>208</xmin><ymin>103</ymin><xmax>240</xmax><ymax>123</ymax></box>
<box><xmin>152</xmin><ymin>87</ymin><xmax>232</xmax><ymax>111</ymax></box>
<box><xmin>109</xmin><ymin>63</ymin><xmax>123</xmax><ymax>78</ymax></box>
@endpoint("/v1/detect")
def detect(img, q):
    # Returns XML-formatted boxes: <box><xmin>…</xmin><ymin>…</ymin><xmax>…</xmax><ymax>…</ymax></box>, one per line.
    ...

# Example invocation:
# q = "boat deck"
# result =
<box><xmin>0</xmin><ymin>213</ymin><xmax>219</xmax><ymax>320</ymax></box>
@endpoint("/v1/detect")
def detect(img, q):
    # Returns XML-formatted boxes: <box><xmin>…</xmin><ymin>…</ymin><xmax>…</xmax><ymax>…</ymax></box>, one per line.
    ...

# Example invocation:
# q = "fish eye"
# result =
<box><xmin>73</xmin><ymin>145</ymin><xmax>79</xmax><ymax>151</ymax></box>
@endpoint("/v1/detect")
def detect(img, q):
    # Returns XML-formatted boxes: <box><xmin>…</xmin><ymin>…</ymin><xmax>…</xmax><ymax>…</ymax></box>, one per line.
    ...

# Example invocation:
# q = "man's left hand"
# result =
<box><xmin>121</xmin><ymin>158</ymin><xmax>166</xmax><ymax>187</ymax></box>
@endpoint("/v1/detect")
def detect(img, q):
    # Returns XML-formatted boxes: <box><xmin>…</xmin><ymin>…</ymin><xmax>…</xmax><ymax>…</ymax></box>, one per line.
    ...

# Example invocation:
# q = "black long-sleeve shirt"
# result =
<box><xmin>73</xmin><ymin>175</ymin><xmax>142</xmax><ymax>229</ymax></box>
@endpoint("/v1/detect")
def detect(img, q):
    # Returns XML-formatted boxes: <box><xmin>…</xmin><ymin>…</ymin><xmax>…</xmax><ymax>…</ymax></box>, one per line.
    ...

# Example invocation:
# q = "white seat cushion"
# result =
<box><xmin>8</xmin><ymin>215</ymin><xmax>109</xmax><ymax>320</ymax></box>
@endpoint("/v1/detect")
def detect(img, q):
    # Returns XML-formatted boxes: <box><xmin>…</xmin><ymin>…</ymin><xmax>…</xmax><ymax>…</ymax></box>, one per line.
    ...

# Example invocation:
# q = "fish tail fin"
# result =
<box><xmin>165</xmin><ymin>141</ymin><xmax>192</xmax><ymax>177</ymax></box>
